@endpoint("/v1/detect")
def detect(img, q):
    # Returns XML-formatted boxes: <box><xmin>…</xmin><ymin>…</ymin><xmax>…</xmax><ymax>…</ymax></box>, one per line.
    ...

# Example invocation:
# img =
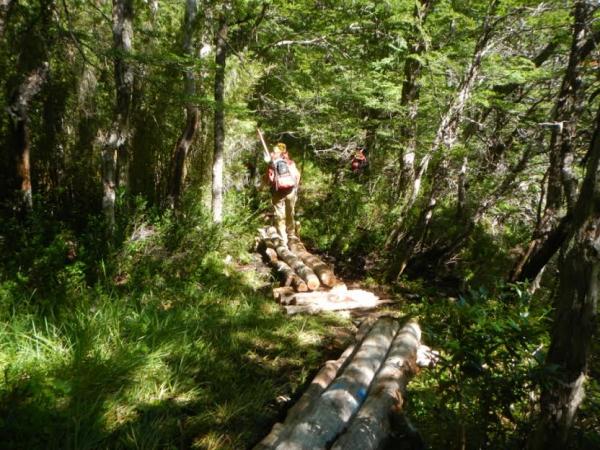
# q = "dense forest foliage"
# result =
<box><xmin>0</xmin><ymin>0</ymin><xmax>599</xmax><ymax>448</ymax></box>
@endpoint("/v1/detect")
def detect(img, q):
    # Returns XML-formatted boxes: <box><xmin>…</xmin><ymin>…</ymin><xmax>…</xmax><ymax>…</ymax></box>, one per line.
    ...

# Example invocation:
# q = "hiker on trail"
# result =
<box><xmin>263</xmin><ymin>142</ymin><xmax>301</xmax><ymax>246</ymax></box>
<box><xmin>350</xmin><ymin>147</ymin><xmax>368</xmax><ymax>174</ymax></box>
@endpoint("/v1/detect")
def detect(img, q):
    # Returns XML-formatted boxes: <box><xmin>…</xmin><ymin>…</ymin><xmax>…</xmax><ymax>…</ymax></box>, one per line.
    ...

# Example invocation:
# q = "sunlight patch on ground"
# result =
<box><xmin>295</xmin><ymin>330</ymin><xmax>321</xmax><ymax>346</ymax></box>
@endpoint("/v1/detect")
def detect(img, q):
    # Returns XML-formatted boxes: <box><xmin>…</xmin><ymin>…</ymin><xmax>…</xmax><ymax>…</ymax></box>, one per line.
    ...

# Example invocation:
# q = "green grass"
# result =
<box><xmin>0</xmin><ymin>200</ymin><xmax>352</xmax><ymax>450</ymax></box>
<box><xmin>0</xmin><ymin>263</ymin><xmax>349</xmax><ymax>449</ymax></box>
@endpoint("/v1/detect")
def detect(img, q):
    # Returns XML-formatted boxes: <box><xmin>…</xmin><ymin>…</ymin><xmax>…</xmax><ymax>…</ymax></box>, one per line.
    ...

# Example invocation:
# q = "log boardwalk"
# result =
<box><xmin>257</xmin><ymin>228</ymin><xmax>390</xmax><ymax>314</ymax></box>
<box><xmin>258</xmin><ymin>227</ymin><xmax>320</xmax><ymax>291</ymax></box>
<box><xmin>254</xmin><ymin>229</ymin><xmax>427</xmax><ymax>447</ymax></box>
<box><xmin>254</xmin><ymin>318</ymin><xmax>423</xmax><ymax>450</ymax></box>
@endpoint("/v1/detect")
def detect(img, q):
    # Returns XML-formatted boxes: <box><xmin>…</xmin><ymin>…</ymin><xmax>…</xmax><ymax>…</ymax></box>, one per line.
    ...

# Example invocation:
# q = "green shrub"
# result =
<box><xmin>406</xmin><ymin>283</ymin><xmax>550</xmax><ymax>449</ymax></box>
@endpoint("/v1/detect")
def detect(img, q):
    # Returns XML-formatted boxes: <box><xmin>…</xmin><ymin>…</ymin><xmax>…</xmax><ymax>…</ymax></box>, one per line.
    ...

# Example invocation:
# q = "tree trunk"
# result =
<box><xmin>112</xmin><ymin>0</ymin><xmax>134</xmax><ymax>191</ymax></box>
<box><xmin>266</xmin><ymin>228</ymin><xmax>320</xmax><ymax>290</ymax></box>
<box><xmin>331</xmin><ymin>323</ymin><xmax>421</xmax><ymax>450</ymax></box>
<box><xmin>456</xmin><ymin>156</ymin><xmax>468</xmax><ymax>220</ymax></box>
<box><xmin>167</xmin><ymin>0</ymin><xmax>200</xmax><ymax>209</ymax></box>
<box><xmin>528</xmin><ymin>159</ymin><xmax>599</xmax><ymax>449</ymax></box>
<box><xmin>398</xmin><ymin>0</ymin><xmax>436</xmax><ymax>200</ymax></box>
<box><xmin>268</xmin><ymin>318</ymin><xmax>400</xmax><ymax>449</ymax></box>
<box><xmin>211</xmin><ymin>16</ymin><xmax>227</xmax><ymax>223</ymax></box>
<box><xmin>283</xmin><ymin>297</ymin><xmax>390</xmax><ymax>315</ymax></box>
<box><xmin>280</xmin><ymin>288</ymin><xmax>382</xmax><ymax>312</ymax></box>
<box><xmin>288</xmin><ymin>239</ymin><xmax>336</xmax><ymax>287</ymax></box>
<box><xmin>387</xmin><ymin>2</ymin><xmax>502</xmax><ymax>279</ymax></box>
<box><xmin>3</xmin><ymin>0</ymin><xmax>54</xmax><ymax>212</ymax></box>
<box><xmin>6</xmin><ymin>64</ymin><xmax>49</xmax><ymax>210</ymax></box>
<box><xmin>388</xmin><ymin>193</ymin><xmax>437</xmax><ymax>280</ymax></box>
<box><xmin>513</xmin><ymin>1</ymin><xmax>600</xmax><ymax>281</ymax></box>
<box><xmin>516</xmin><ymin>104</ymin><xmax>600</xmax><ymax>282</ymax></box>
<box><xmin>258</xmin><ymin>239</ymin><xmax>308</xmax><ymax>292</ymax></box>
<box><xmin>545</xmin><ymin>1</ymin><xmax>597</xmax><ymax>214</ymax></box>
<box><xmin>102</xmin><ymin>0</ymin><xmax>134</xmax><ymax>228</ymax></box>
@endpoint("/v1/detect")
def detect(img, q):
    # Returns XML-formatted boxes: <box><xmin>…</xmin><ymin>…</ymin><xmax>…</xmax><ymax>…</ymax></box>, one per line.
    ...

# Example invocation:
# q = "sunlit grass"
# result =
<box><xmin>0</xmin><ymin>248</ymin><xmax>350</xmax><ymax>449</ymax></box>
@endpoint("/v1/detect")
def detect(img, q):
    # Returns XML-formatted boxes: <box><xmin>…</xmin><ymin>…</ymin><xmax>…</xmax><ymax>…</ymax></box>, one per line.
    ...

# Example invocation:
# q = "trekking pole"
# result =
<box><xmin>256</xmin><ymin>128</ymin><xmax>271</xmax><ymax>163</ymax></box>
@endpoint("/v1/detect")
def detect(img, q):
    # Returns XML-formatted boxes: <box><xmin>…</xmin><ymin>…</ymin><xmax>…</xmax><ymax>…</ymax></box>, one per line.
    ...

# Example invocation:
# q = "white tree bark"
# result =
<box><xmin>211</xmin><ymin>16</ymin><xmax>227</xmax><ymax>223</ymax></box>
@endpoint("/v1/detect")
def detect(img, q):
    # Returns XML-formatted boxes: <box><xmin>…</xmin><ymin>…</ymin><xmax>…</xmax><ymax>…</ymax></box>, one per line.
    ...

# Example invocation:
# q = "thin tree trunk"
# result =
<box><xmin>101</xmin><ymin>138</ymin><xmax>118</xmax><ymax>228</ymax></box>
<box><xmin>404</xmin><ymin>3</ymin><xmax>496</xmax><ymax>212</ymax></box>
<box><xmin>431</xmin><ymin>142</ymin><xmax>537</xmax><ymax>269</ymax></box>
<box><xmin>516</xmin><ymin>105</ymin><xmax>600</xmax><ymax>282</ymax></box>
<box><xmin>103</xmin><ymin>0</ymin><xmax>134</xmax><ymax>228</ymax></box>
<box><xmin>387</xmin><ymin>4</ymin><xmax>497</xmax><ymax>279</ymax></box>
<box><xmin>461</xmin><ymin>39</ymin><xmax>559</xmax><ymax>146</ymax></box>
<box><xmin>456</xmin><ymin>156</ymin><xmax>468</xmax><ymax>220</ymax></box>
<box><xmin>212</xmin><ymin>16</ymin><xmax>227</xmax><ymax>223</ymax></box>
<box><xmin>113</xmin><ymin>0</ymin><xmax>134</xmax><ymax>190</ymax></box>
<box><xmin>4</xmin><ymin>0</ymin><xmax>55</xmax><ymax>211</ymax></box>
<box><xmin>388</xmin><ymin>193</ymin><xmax>437</xmax><ymax>281</ymax></box>
<box><xmin>545</xmin><ymin>1</ymin><xmax>596</xmax><ymax>214</ymax></box>
<box><xmin>168</xmin><ymin>0</ymin><xmax>200</xmax><ymax>209</ymax></box>
<box><xmin>397</xmin><ymin>0</ymin><xmax>436</xmax><ymax>199</ymax></box>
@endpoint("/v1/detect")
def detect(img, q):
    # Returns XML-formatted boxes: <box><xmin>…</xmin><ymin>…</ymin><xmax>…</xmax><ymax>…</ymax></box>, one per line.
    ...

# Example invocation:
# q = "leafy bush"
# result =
<box><xmin>406</xmin><ymin>283</ymin><xmax>550</xmax><ymax>449</ymax></box>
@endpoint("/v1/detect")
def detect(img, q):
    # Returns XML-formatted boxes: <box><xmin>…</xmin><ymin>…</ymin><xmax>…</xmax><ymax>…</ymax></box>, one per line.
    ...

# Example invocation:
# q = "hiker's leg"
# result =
<box><xmin>285</xmin><ymin>190</ymin><xmax>297</xmax><ymax>239</ymax></box>
<box><xmin>272</xmin><ymin>192</ymin><xmax>288</xmax><ymax>245</ymax></box>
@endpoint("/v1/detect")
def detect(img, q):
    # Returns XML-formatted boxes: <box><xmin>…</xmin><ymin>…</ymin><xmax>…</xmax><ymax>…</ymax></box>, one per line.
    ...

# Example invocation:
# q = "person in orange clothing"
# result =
<box><xmin>351</xmin><ymin>147</ymin><xmax>368</xmax><ymax>174</ymax></box>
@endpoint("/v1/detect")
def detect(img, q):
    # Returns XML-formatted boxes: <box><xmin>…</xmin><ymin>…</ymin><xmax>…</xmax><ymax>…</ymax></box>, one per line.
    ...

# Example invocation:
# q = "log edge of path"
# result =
<box><xmin>257</xmin><ymin>318</ymin><xmax>421</xmax><ymax>450</ymax></box>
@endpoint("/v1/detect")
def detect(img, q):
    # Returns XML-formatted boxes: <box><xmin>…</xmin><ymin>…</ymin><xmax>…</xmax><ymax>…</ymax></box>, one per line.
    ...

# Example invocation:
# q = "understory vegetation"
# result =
<box><xmin>1</xmin><ymin>171</ymin><xmax>598</xmax><ymax>449</ymax></box>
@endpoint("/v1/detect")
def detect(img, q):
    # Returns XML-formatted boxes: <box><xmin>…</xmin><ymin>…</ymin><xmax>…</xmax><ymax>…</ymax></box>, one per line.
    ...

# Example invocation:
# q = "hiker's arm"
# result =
<box><xmin>257</xmin><ymin>129</ymin><xmax>272</xmax><ymax>163</ymax></box>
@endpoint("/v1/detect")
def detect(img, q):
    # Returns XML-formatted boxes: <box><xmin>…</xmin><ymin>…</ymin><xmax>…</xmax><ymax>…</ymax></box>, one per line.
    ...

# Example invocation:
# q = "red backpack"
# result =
<box><xmin>269</xmin><ymin>157</ymin><xmax>296</xmax><ymax>191</ymax></box>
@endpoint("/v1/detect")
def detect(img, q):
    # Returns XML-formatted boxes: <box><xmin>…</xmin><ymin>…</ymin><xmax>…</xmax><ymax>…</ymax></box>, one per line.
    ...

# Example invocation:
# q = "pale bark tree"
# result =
<box><xmin>102</xmin><ymin>0</ymin><xmax>134</xmax><ymax>228</ymax></box>
<box><xmin>112</xmin><ymin>0</ymin><xmax>134</xmax><ymax>190</ymax></box>
<box><xmin>211</xmin><ymin>13</ymin><xmax>227</xmax><ymax>223</ymax></box>
<box><xmin>167</xmin><ymin>0</ymin><xmax>200</xmax><ymax>209</ymax></box>
<box><xmin>387</xmin><ymin>1</ymin><xmax>499</xmax><ymax>279</ymax></box>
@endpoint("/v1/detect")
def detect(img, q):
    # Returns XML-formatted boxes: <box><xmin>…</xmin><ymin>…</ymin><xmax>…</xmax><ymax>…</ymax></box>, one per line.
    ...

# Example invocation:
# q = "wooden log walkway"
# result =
<box><xmin>254</xmin><ymin>318</ymin><xmax>423</xmax><ymax>450</ymax></box>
